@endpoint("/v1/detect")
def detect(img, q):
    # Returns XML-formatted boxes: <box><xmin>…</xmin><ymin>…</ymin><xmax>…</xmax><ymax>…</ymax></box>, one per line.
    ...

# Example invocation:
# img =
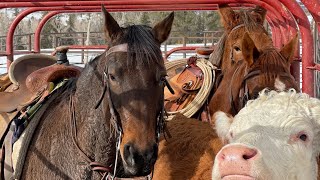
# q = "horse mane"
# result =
<box><xmin>209</xmin><ymin>33</ymin><xmax>226</xmax><ymax>67</ymax></box>
<box><xmin>253</xmin><ymin>48</ymin><xmax>290</xmax><ymax>80</ymax></box>
<box><xmin>209</xmin><ymin>9</ymin><xmax>268</xmax><ymax>67</ymax></box>
<box><xmin>123</xmin><ymin>25</ymin><xmax>163</xmax><ymax>68</ymax></box>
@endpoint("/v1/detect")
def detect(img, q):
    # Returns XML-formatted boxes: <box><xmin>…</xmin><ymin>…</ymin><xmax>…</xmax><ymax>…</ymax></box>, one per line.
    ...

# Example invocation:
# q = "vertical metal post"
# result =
<box><xmin>183</xmin><ymin>36</ymin><xmax>186</xmax><ymax>58</ymax></box>
<box><xmin>28</xmin><ymin>34</ymin><xmax>32</xmax><ymax>52</ymax></box>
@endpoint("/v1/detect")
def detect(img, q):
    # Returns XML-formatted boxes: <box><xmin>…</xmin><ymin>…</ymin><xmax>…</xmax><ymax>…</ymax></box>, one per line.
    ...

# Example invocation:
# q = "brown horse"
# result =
<box><xmin>208</xmin><ymin>4</ymin><xmax>299</xmax><ymax>118</ymax></box>
<box><xmin>4</xmin><ymin>7</ymin><xmax>174</xmax><ymax>179</ymax></box>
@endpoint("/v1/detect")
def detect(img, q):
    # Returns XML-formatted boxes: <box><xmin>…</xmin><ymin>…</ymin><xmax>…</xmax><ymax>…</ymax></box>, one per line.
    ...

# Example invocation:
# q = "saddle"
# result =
<box><xmin>164</xmin><ymin>47</ymin><xmax>214</xmax><ymax>121</ymax></box>
<box><xmin>164</xmin><ymin>57</ymin><xmax>204</xmax><ymax>112</ymax></box>
<box><xmin>195</xmin><ymin>47</ymin><xmax>214</xmax><ymax>58</ymax></box>
<box><xmin>0</xmin><ymin>46</ymin><xmax>81</xmax><ymax>180</ymax></box>
<box><xmin>0</xmin><ymin>74</ymin><xmax>11</xmax><ymax>92</ymax></box>
<box><xmin>0</xmin><ymin>47</ymin><xmax>81</xmax><ymax>113</ymax></box>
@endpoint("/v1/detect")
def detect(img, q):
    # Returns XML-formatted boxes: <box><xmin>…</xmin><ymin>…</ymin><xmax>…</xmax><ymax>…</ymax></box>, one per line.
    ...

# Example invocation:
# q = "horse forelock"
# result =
<box><xmin>122</xmin><ymin>25</ymin><xmax>164</xmax><ymax>70</ymax></box>
<box><xmin>254</xmin><ymin>48</ymin><xmax>290</xmax><ymax>79</ymax></box>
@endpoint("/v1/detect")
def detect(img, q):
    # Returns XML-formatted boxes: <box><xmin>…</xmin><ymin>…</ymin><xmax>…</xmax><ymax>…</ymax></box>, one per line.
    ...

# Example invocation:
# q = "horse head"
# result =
<box><xmin>100</xmin><ymin>7</ymin><xmax>174</xmax><ymax>177</ymax></box>
<box><xmin>238</xmin><ymin>32</ymin><xmax>300</xmax><ymax>101</ymax></box>
<box><xmin>210</xmin><ymin>4</ymin><xmax>269</xmax><ymax>73</ymax></box>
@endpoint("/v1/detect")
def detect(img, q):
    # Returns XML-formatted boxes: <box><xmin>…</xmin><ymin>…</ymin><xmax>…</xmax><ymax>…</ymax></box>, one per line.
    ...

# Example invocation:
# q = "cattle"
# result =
<box><xmin>212</xmin><ymin>89</ymin><xmax>320</xmax><ymax>180</ymax></box>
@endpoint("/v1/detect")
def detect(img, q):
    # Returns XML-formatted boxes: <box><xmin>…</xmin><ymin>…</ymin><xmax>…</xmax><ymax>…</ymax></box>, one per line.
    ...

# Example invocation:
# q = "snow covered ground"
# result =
<box><xmin>0</xmin><ymin>44</ymin><xmax>204</xmax><ymax>74</ymax></box>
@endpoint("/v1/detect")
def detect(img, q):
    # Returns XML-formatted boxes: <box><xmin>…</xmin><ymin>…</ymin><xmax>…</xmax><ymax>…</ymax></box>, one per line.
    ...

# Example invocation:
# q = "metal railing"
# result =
<box><xmin>0</xmin><ymin>31</ymin><xmax>223</xmax><ymax>58</ymax></box>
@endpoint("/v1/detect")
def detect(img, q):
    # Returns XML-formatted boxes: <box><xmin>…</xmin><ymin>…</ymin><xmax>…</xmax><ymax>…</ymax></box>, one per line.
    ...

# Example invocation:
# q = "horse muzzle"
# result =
<box><xmin>122</xmin><ymin>142</ymin><xmax>158</xmax><ymax>177</ymax></box>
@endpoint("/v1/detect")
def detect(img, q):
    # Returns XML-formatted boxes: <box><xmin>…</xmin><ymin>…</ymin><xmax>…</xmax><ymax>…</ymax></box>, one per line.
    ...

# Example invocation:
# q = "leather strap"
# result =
<box><xmin>105</xmin><ymin>44</ymin><xmax>128</xmax><ymax>57</ymax></box>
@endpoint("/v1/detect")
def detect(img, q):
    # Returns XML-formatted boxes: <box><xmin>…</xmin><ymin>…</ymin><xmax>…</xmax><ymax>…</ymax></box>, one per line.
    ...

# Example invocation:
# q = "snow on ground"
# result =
<box><xmin>0</xmin><ymin>44</ymin><xmax>207</xmax><ymax>74</ymax></box>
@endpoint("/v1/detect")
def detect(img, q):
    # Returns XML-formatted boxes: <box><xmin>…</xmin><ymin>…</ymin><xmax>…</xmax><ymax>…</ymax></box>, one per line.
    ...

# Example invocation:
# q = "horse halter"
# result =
<box><xmin>92</xmin><ymin>43</ymin><xmax>172</xmax><ymax>179</ymax></box>
<box><xmin>229</xmin><ymin>62</ymin><xmax>261</xmax><ymax>115</ymax></box>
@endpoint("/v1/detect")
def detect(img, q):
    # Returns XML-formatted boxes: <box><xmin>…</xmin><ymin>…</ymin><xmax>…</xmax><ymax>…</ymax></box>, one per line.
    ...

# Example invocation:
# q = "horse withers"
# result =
<box><xmin>2</xmin><ymin>6</ymin><xmax>174</xmax><ymax>180</ymax></box>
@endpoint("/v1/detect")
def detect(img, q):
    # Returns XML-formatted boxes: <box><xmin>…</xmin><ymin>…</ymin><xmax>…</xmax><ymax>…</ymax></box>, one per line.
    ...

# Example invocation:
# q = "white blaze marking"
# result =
<box><xmin>274</xmin><ymin>77</ymin><xmax>286</xmax><ymax>91</ymax></box>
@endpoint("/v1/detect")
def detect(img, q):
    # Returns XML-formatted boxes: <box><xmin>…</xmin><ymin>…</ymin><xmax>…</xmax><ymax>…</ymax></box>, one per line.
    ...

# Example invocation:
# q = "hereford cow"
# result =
<box><xmin>212</xmin><ymin>89</ymin><xmax>320</xmax><ymax>180</ymax></box>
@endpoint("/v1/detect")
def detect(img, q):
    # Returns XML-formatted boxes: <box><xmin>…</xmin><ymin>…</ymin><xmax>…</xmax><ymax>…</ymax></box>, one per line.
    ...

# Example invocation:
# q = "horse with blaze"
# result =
<box><xmin>7</xmin><ymin>6</ymin><xmax>174</xmax><ymax>180</ymax></box>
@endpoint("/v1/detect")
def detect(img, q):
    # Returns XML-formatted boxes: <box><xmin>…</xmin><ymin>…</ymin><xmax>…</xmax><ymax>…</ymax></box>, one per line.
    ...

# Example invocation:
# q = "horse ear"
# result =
<box><xmin>251</xmin><ymin>6</ymin><xmax>267</xmax><ymax>25</ymax></box>
<box><xmin>242</xmin><ymin>32</ymin><xmax>260</xmax><ymax>66</ymax></box>
<box><xmin>280</xmin><ymin>34</ymin><xmax>298</xmax><ymax>64</ymax></box>
<box><xmin>101</xmin><ymin>5</ymin><xmax>121</xmax><ymax>43</ymax></box>
<box><xmin>218</xmin><ymin>4</ymin><xmax>237</xmax><ymax>30</ymax></box>
<box><xmin>153</xmin><ymin>12</ymin><xmax>174</xmax><ymax>44</ymax></box>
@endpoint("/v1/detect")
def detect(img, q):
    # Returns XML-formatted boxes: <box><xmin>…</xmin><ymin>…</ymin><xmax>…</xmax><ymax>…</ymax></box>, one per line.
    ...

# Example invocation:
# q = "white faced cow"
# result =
<box><xmin>212</xmin><ymin>89</ymin><xmax>320</xmax><ymax>180</ymax></box>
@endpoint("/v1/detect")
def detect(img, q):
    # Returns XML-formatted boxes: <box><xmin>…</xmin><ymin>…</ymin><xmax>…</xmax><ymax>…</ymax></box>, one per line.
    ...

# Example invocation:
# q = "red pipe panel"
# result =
<box><xmin>277</xmin><ymin>0</ymin><xmax>315</xmax><ymax>96</ymax></box>
<box><xmin>2</xmin><ymin>0</ymin><xmax>312</xmax><ymax>95</ymax></box>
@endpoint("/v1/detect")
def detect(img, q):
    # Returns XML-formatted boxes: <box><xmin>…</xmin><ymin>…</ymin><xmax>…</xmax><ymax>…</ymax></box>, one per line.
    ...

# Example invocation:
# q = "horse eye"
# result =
<box><xmin>234</xmin><ymin>46</ymin><xmax>241</xmax><ymax>52</ymax></box>
<box><xmin>299</xmin><ymin>134</ymin><xmax>308</xmax><ymax>141</ymax></box>
<box><xmin>108</xmin><ymin>74</ymin><xmax>116</xmax><ymax>81</ymax></box>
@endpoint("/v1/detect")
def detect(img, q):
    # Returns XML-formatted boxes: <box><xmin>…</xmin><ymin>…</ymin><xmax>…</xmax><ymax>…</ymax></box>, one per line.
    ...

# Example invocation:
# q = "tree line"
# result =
<box><xmin>0</xmin><ymin>8</ymin><xmax>222</xmax><ymax>50</ymax></box>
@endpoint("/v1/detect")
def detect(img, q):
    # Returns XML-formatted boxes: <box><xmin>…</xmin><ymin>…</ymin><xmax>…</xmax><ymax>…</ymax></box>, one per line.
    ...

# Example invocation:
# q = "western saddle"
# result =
<box><xmin>164</xmin><ymin>47</ymin><xmax>214</xmax><ymax>113</ymax></box>
<box><xmin>0</xmin><ymin>46</ymin><xmax>81</xmax><ymax>113</ymax></box>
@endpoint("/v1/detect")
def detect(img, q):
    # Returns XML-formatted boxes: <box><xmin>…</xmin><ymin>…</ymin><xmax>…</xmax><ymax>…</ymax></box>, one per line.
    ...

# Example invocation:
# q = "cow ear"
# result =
<box><xmin>218</xmin><ymin>4</ymin><xmax>238</xmax><ymax>31</ymax></box>
<box><xmin>101</xmin><ymin>5</ymin><xmax>122</xmax><ymax>44</ymax></box>
<box><xmin>280</xmin><ymin>34</ymin><xmax>298</xmax><ymax>64</ymax></box>
<box><xmin>214</xmin><ymin>111</ymin><xmax>233</xmax><ymax>144</ymax></box>
<box><xmin>242</xmin><ymin>32</ymin><xmax>260</xmax><ymax>66</ymax></box>
<box><xmin>153</xmin><ymin>12</ymin><xmax>174</xmax><ymax>44</ymax></box>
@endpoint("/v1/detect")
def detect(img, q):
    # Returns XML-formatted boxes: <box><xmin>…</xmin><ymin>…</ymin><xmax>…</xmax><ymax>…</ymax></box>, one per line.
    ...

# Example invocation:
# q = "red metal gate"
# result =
<box><xmin>0</xmin><ymin>0</ymin><xmax>318</xmax><ymax>97</ymax></box>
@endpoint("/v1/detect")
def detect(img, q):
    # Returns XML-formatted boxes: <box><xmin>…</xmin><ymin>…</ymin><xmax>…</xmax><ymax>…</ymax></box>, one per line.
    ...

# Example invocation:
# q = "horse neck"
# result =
<box><xmin>72</xmin><ymin>54</ymin><xmax>118</xmax><ymax>166</ymax></box>
<box><xmin>210</xmin><ymin>61</ymin><xmax>247</xmax><ymax>116</ymax></box>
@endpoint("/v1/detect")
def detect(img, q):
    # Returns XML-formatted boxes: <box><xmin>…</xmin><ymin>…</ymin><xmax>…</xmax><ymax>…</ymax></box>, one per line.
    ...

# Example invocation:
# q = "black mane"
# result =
<box><xmin>123</xmin><ymin>25</ymin><xmax>163</xmax><ymax>67</ymax></box>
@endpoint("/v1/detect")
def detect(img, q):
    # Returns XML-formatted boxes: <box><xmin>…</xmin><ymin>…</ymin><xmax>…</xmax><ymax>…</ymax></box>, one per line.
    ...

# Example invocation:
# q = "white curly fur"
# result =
<box><xmin>212</xmin><ymin>89</ymin><xmax>320</xmax><ymax>180</ymax></box>
<box><xmin>214</xmin><ymin>111</ymin><xmax>233</xmax><ymax>144</ymax></box>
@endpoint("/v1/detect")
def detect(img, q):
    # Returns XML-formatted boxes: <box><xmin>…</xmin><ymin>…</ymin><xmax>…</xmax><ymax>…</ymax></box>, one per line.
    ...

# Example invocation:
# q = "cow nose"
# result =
<box><xmin>218</xmin><ymin>144</ymin><xmax>258</xmax><ymax>162</ymax></box>
<box><xmin>216</xmin><ymin>144</ymin><xmax>259</xmax><ymax>177</ymax></box>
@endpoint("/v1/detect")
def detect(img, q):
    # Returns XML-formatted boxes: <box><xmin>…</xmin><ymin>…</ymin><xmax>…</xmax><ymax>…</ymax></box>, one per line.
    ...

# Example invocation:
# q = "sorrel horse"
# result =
<box><xmin>152</xmin><ymin>4</ymin><xmax>300</xmax><ymax>180</ymax></box>
<box><xmin>5</xmin><ymin>7</ymin><xmax>174</xmax><ymax>179</ymax></box>
<box><xmin>208</xmin><ymin>4</ymin><xmax>299</xmax><ymax>118</ymax></box>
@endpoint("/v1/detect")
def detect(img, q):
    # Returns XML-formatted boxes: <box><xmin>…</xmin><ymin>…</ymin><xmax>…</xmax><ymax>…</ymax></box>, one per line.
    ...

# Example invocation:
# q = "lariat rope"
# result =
<box><xmin>164</xmin><ymin>58</ymin><xmax>216</xmax><ymax>120</ymax></box>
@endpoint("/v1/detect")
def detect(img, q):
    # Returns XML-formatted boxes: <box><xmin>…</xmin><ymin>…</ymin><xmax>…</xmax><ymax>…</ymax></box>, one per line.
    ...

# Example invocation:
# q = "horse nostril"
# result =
<box><xmin>124</xmin><ymin>143</ymin><xmax>135</xmax><ymax>165</ymax></box>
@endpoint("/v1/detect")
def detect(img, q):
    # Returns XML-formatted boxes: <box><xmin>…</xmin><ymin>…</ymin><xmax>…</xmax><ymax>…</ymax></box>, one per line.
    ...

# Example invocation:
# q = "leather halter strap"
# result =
<box><xmin>69</xmin><ymin>44</ymin><xmax>129</xmax><ymax>180</ymax></box>
<box><xmin>105</xmin><ymin>44</ymin><xmax>128</xmax><ymax>57</ymax></box>
<box><xmin>95</xmin><ymin>43</ymin><xmax>128</xmax><ymax>109</ymax></box>
<box><xmin>238</xmin><ymin>69</ymin><xmax>261</xmax><ymax>110</ymax></box>
<box><xmin>230</xmin><ymin>24</ymin><xmax>245</xmax><ymax>33</ymax></box>
<box><xmin>229</xmin><ymin>64</ymin><xmax>242</xmax><ymax>115</ymax></box>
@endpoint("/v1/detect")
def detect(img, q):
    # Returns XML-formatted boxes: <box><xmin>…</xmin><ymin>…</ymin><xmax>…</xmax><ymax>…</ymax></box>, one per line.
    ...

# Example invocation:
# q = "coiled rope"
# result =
<box><xmin>164</xmin><ymin>58</ymin><xmax>216</xmax><ymax>120</ymax></box>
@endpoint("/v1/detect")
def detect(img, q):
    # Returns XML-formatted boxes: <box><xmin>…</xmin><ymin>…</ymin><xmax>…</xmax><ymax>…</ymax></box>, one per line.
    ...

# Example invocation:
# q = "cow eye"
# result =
<box><xmin>299</xmin><ymin>134</ymin><xmax>308</xmax><ymax>141</ymax></box>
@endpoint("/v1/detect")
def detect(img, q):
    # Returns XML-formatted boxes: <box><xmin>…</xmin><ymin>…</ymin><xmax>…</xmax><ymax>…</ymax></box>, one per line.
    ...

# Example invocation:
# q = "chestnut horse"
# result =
<box><xmin>4</xmin><ymin>7</ymin><xmax>174</xmax><ymax>179</ymax></box>
<box><xmin>208</xmin><ymin>4</ymin><xmax>299</xmax><ymax>118</ymax></box>
<box><xmin>153</xmin><ymin>4</ymin><xmax>299</xmax><ymax>180</ymax></box>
